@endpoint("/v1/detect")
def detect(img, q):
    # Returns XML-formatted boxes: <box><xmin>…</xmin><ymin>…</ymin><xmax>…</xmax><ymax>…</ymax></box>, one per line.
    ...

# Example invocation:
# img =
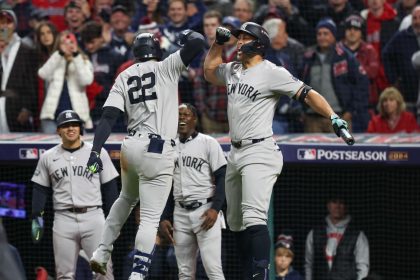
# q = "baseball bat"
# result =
<box><xmin>339</xmin><ymin>128</ymin><xmax>355</xmax><ymax>146</ymax></box>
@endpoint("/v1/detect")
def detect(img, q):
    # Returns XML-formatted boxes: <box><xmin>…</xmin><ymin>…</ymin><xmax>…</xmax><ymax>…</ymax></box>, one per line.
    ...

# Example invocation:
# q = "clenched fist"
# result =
<box><xmin>215</xmin><ymin>27</ymin><xmax>231</xmax><ymax>45</ymax></box>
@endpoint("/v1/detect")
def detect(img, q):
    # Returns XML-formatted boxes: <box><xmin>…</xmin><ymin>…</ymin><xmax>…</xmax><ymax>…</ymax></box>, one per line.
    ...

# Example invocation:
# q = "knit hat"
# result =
<box><xmin>138</xmin><ymin>17</ymin><xmax>159</xmax><ymax>35</ymax></box>
<box><xmin>316</xmin><ymin>18</ymin><xmax>337</xmax><ymax>38</ymax></box>
<box><xmin>275</xmin><ymin>231</ymin><xmax>294</xmax><ymax>255</ymax></box>
<box><xmin>345</xmin><ymin>14</ymin><xmax>364</xmax><ymax>30</ymax></box>
<box><xmin>0</xmin><ymin>9</ymin><xmax>17</xmax><ymax>26</ymax></box>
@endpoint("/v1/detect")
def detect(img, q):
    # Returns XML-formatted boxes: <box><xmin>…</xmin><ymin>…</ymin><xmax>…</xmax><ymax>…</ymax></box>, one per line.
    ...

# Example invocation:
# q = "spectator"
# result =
<box><xmin>193</xmin><ymin>14</ymin><xmax>239</xmax><ymax>134</ymax></box>
<box><xmin>131</xmin><ymin>0</ymin><xmax>166</xmax><ymax>31</ymax></box>
<box><xmin>80</xmin><ymin>21</ymin><xmax>125</xmax><ymax>129</ymax></box>
<box><xmin>35</xmin><ymin>22</ymin><xmax>59</xmax><ymax>64</ymax></box>
<box><xmin>362</xmin><ymin>0</ymin><xmax>399</xmax><ymax>92</ymax></box>
<box><xmin>232</xmin><ymin>0</ymin><xmax>254</xmax><ymax>23</ymax></box>
<box><xmin>263</xmin><ymin>17</ymin><xmax>305</xmax><ymax>133</ymax></box>
<box><xmin>64</xmin><ymin>1</ymin><xmax>88</xmax><ymax>40</ymax></box>
<box><xmin>367</xmin><ymin>87</ymin><xmax>419</xmax><ymax>133</ymax></box>
<box><xmin>108</xmin><ymin>5</ymin><xmax>135</xmax><ymax>60</ymax></box>
<box><xmin>38</xmin><ymin>30</ymin><xmax>94</xmax><ymax>133</ymax></box>
<box><xmin>161</xmin><ymin>0</ymin><xmax>207</xmax><ymax>48</ymax></box>
<box><xmin>274</xmin><ymin>231</ymin><xmax>303</xmax><ymax>280</ymax></box>
<box><xmin>394</xmin><ymin>0</ymin><xmax>417</xmax><ymax>20</ymax></box>
<box><xmin>254</xmin><ymin>0</ymin><xmax>314</xmax><ymax>46</ymax></box>
<box><xmin>0</xmin><ymin>9</ymin><xmax>38</xmax><ymax>133</ymax></box>
<box><xmin>35</xmin><ymin>21</ymin><xmax>59</xmax><ymax>122</ymax></box>
<box><xmin>340</xmin><ymin>14</ymin><xmax>381</xmax><ymax>109</ymax></box>
<box><xmin>21</xmin><ymin>8</ymin><xmax>50</xmax><ymax>48</ymax></box>
<box><xmin>305</xmin><ymin>194</ymin><xmax>370</xmax><ymax>280</ymax></box>
<box><xmin>301</xmin><ymin>18</ymin><xmax>369</xmax><ymax>132</ymax></box>
<box><xmin>382</xmin><ymin>5</ymin><xmax>420</xmax><ymax>105</ymax></box>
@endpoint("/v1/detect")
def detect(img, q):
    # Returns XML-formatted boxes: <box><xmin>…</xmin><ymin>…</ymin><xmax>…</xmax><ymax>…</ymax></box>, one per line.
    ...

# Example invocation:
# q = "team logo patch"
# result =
<box><xmin>19</xmin><ymin>148</ymin><xmax>38</xmax><ymax>159</ymax></box>
<box><xmin>297</xmin><ymin>149</ymin><xmax>316</xmax><ymax>160</ymax></box>
<box><xmin>65</xmin><ymin>112</ymin><xmax>73</xmax><ymax>119</ymax></box>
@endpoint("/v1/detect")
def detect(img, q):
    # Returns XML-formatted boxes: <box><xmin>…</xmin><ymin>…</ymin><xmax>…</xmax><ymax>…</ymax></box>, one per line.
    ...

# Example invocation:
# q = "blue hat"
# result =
<box><xmin>222</xmin><ymin>16</ymin><xmax>241</xmax><ymax>29</ymax></box>
<box><xmin>316</xmin><ymin>18</ymin><xmax>337</xmax><ymax>38</ymax></box>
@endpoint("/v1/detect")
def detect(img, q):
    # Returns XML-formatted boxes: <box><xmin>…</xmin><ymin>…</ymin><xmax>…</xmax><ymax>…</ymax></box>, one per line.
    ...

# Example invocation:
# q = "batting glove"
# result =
<box><xmin>177</xmin><ymin>29</ymin><xmax>194</xmax><ymax>46</ymax></box>
<box><xmin>330</xmin><ymin>114</ymin><xmax>349</xmax><ymax>137</ymax></box>
<box><xmin>31</xmin><ymin>216</ymin><xmax>44</xmax><ymax>244</ymax></box>
<box><xmin>87</xmin><ymin>151</ymin><xmax>103</xmax><ymax>173</ymax></box>
<box><xmin>215</xmin><ymin>27</ymin><xmax>231</xmax><ymax>45</ymax></box>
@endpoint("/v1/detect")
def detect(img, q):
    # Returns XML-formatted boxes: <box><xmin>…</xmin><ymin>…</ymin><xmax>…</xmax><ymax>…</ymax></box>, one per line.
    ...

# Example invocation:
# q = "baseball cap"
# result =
<box><xmin>222</xmin><ymin>16</ymin><xmax>241</xmax><ymax>30</ymax></box>
<box><xmin>111</xmin><ymin>5</ymin><xmax>129</xmax><ymax>15</ymax></box>
<box><xmin>65</xmin><ymin>1</ymin><xmax>82</xmax><ymax>13</ymax></box>
<box><xmin>275</xmin><ymin>231</ymin><xmax>294</xmax><ymax>255</ymax></box>
<box><xmin>316</xmin><ymin>18</ymin><xmax>337</xmax><ymax>38</ymax></box>
<box><xmin>0</xmin><ymin>9</ymin><xmax>17</xmax><ymax>25</ymax></box>
<box><xmin>345</xmin><ymin>14</ymin><xmax>364</xmax><ymax>30</ymax></box>
<box><xmin>30</xmin><ymin>9</ymin><xmax>49</xmax><ymax>21</ymax></box>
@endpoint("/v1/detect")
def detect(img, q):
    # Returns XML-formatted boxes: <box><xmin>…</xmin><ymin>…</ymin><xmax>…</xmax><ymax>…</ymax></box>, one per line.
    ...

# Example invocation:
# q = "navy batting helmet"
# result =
<box><xmin>232</xmin><ymin>22</ymin><xmax>270</xmax><ymax>56</ymax></box>
<box><xmin>56</xmin><ymin>110</ymin><xmax>84</xmax><ymax>135</ymax></box>
<box><xmin>132</xmin><ymin>33</ymin><xmax>162</xmax><ymax>61</ymax></box>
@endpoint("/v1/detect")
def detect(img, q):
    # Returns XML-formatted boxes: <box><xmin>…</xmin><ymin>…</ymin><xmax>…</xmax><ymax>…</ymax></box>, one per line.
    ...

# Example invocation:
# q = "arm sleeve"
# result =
<box><xmin>91</xmin><ymin>106</ymin><xmax>122</xmax><ymax>153</ymax></box>
<box><xmin>355</xmin><ymin>231</ymin><xmax>370</xmax><ymax>280</ymax></box>
<box><xmin>161</xmin><ymin>186</ymin><xmax>175</xmax><ymax>222</ymax></box>
<box><xmin>304</xmin><ymin>230</ymin><xmax>314</xmax><ymax>280</ymax></box>
<box><xmin>99</xmin><ymin>147</ymin><xmax>119</xmax><ymax>183</ymax></box>
<box><xmin>211</xmin><ymin>165</ymin><xmax>226</xmax><ymax>212</ymax></box>
<box><xmin>180</xmin><ymin>31</ymin><xmax>207</xmax><ymax>67</ymax></box>
<box><xmin>31</xmin><ymin>182</ymin><xmax>51</xmax><ymax>218</ymax></box>
<box><xmin>100</xmin><ymin>178</ymin><xmax>119</xmax><ymax>216</ymax></box>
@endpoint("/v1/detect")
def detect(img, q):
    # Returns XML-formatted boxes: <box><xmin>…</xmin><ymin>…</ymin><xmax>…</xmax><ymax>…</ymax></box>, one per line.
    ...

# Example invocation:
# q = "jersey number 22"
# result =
<box><xmin>127</xmin><ymin>72</ymin><xmax>157</xmax><ymax>104</ymax></box>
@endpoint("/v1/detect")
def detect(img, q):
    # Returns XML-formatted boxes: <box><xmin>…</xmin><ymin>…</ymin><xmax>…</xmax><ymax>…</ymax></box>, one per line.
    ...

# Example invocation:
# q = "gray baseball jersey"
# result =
<box><xmin>104</xmin><ymin>51</ymin><xmax>186</xmax><ymax>139</ymax></box>
<box><xmin>172</xmin><ymin>132</ymin><xmax>227</xmax><ymax>279</ymax></box>
<box><xmin>173</xmin><ymin>133</ymin><xmax>227</xmax><ymax>202</ymax></box>
<box><xmin>31</xmin><ymin>142</ymin><xmax>118</xmax><ymax>210</ymax></box>
<box><xmin>215</xmin><ymin>60</ymin><xmax>303</xmax><ymax>141</ymax></box>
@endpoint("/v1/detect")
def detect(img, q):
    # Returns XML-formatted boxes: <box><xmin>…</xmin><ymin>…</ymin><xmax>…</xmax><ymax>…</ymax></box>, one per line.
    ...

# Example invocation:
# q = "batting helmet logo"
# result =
<box><xmin>56</xmin><ymin>110</ymin><xmax>84</xmax><ymax>134</ymax></box>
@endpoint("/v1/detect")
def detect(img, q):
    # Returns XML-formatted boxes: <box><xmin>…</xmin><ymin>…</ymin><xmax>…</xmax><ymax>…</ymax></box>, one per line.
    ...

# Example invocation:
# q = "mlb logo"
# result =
<box><xmin>297</xmin><ymin>149</ymin><xmax>316</xmax><ymax>160</ymax></box>
<box><xmin>19</xmin><ymin>148</ymin><xmax>39</xmax><ymax>159</ymax></box>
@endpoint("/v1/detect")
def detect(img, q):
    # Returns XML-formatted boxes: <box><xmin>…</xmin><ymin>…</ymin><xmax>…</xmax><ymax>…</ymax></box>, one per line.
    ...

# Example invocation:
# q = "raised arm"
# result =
<box><xmin>204</xmin><ymin>27</ymin><xmax>231</xmax><ymax>85</ymax></box>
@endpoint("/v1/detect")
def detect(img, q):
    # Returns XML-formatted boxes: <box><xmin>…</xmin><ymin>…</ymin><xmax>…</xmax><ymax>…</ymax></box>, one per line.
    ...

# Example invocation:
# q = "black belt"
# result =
<box><xmin>178</xmin><ymin>198</ymin><xmax>213</xmax><ymax>210</ymax></box>
<box><xmin>66</xmin><ymin>206</ymin><xmax>99</xmax><ymax>213</ymax></box>
<box><xmin>128</xmin><ymin>131</ymin><xmax>175</xmax><ymax>147</ymax></box>
<box><xmin>231</xmin><ymin>137</ymin><xmax>268</xmax><ymax>149</ymax></box>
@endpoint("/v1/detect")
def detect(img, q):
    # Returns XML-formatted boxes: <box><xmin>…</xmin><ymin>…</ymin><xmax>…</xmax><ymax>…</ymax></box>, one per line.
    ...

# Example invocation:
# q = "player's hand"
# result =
<box><xmin>200</xmin><ymin>208</ymin><xmax>218</xmax><ymax>231</ymax></box>
<box><xmin>330</xmin><ymin>114</ymin><xmax>349</xmax><ymax>137</ymax></box>
<box><xmin>31</xmin><ymin>216</ymin><xmax>44</xmax><ymax>244</ymax></box>
<box><xmin>159</xmin><ymin>220</ymin><xmax>175</xmax><ymax>245</ymax></box>
<box><xmin>215</xmin><ymin>27</ymin><xmax>231</xmax><ymax>45</ymax></box>
<box><xmin>178</xmin><ymin>29</ymin><xmax>193</xmax><ymax>46</ymax></box>
<box><xmin>87</xmin><ymin>151</ymin><xmax>103</xmax><ymax>173</ymax></box>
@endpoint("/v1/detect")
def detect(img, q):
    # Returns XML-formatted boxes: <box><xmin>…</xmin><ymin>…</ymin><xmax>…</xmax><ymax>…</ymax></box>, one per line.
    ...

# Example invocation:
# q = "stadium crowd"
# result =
<box><xmin>0</xmin><ymin>0</ymin><xmax>419</xmax><ymax>135</ymax></box>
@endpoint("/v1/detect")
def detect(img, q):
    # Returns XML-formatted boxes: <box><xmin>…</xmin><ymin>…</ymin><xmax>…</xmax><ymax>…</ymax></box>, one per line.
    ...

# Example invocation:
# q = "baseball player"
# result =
<box><xmin>159</xmin><ymin>103</ymin><xmax>227</xmax><ymax>279</ymax></box>
<box><xmin>203</xmin><ymin>22</ymin><xmax>352</xmax><ymax>279</ymax></box>
<box><xmin>86</xmin><ymin>31</ymin><xmax>206</xmax><ymax>280</ymax></box>
<box><xmin>30</xmin><ymin>110</ymin><xmax>119</xmax><ymax>279</ymax></box>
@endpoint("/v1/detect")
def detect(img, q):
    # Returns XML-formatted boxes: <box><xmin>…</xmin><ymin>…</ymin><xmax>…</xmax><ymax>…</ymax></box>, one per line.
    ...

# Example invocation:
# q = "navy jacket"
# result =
<box><xmin>301</xmin><ymin>44</ymin><xmax>370</xmax><ymax>132</ymax></box>
<box><xmin>382</xmin><ymin>26</ymin><xmax>420</xmax><ymax>103</ymax></box>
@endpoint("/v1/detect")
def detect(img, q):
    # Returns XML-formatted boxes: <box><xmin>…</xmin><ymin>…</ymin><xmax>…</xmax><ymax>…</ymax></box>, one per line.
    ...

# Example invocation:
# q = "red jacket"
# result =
<box><xmin>367</xmin><ymin>111</ymin><xmax>420</xmax><ymax>133</ymax></box>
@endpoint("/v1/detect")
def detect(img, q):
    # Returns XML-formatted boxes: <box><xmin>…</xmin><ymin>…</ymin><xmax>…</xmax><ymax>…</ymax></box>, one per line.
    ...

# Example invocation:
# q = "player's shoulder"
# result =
<box><xmin>197</xmin><ymin>133</ymin><xmax>222</xmax><ymax>146</ymax></box>
<box><xmin>262</xmin><ymin>60</ymin><xmax>289</xmax><ymax>75</ymax></box>
<box><xmin>40</xmin><ymin>144</ymin><xmax>61</xmax><ymax>159</ymax></box>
